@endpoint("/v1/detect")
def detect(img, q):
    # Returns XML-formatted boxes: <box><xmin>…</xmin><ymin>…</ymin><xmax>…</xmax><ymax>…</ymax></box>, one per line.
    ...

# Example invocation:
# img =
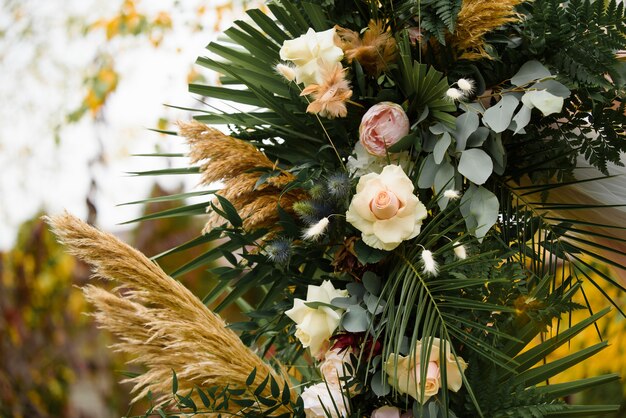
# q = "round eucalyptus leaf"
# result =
<box><xmin>511</xmin><ymin>60</ymin><xmax>552</xmax><ymax>86</ymax></box>
<box><xmin>418</xmin><ymin>154</ymin><xmax>438</xmax><ymax>189</ymax></box>
<box><xmin>482</xmin><ymin>95</ymin><xmax>519</xmax><ymax>133</ymax></box>
<box><xmin>458</xmin><ymin>149</ymin><xmax>493</xmax><ymax>185</ymax></box>
<box><xmin>433</xmin><ymin>132</ymin><xmax>451</xmax><ymax>164</ymax></box>
<box><xmin>342</xmin><ymin>305</ymin><xmax>370</xmax><ymax>332</ymax></box>
<box><xmin>454</xmin><ymin>111</ymin><xmax>479</xmax><ymax>151</ymax></box>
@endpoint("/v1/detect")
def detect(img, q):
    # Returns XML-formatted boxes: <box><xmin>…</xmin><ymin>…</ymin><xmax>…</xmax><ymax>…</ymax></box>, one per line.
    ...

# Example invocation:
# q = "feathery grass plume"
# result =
<box><xmin>450</xmin><ymin>0</ymin><xmax>524</xmax><ymax>60</ymax></box>
<box><xmin>46</xmin><ymin>212</ymin><xmax>296</xmax><ymax>414</ymax></box>
<box><xmin>178</xmin><ymin>120</ymin><xmax>304</xmax><ymax>232</ymax></box>
<box><xmin>335</xmin><ymin>20</ymin><xmax>398</xmax><ymax>76</ymax></box>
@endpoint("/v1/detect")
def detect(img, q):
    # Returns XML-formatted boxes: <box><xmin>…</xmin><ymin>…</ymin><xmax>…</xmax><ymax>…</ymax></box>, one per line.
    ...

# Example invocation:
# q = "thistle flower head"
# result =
<box><xmin>265</xmin><ymin>238</ymin><xmax>293</xmax><ymax>264</ymax></box>
<box><xmin>453</xmin><ymin>242</ymin><xmax>467</xmax><ymax>260</ymax></box>
<box><xmin>457</xmin><ymin>78</ymin><xmax>475</xmax><ymax>94</ymax></box>
<box><xmin>445</xmin><ymin>87</ymin><xmax>463</xmax><ymax>101</ymax></box>
<box><xmin>443</xmin><ymin>189</ymin><xmax>461</xmax><ymax>200</ymax></box>
<box><xmin>421</xmin><ymin>250</ymin><xmax>439</xmax><ymax>276</ymax></box>
<box><xmin>303</xmin><ymin>217</ymin><xmax>330</xmax><ymax>240</ymax></box>
<box><xmin>326</xmin><ymin>172</ymin><xmax>351</xmax><ymax>200</ymax></box>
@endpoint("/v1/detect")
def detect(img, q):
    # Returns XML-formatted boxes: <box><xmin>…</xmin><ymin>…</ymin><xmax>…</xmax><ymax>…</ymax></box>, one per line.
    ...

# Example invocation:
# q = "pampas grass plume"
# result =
<box><xmin>46</xmin><ymin>212</ymin><xmax>295</xmax><ymax>414</ymax></box>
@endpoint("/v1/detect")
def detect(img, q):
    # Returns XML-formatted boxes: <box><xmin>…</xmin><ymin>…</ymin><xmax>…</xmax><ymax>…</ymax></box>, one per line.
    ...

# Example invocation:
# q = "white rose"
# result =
<box><xmin>301</xmin><ymin>382</ymin><xmax>349</xmax><ymax>418</ymax></box>
<box><xmin>285</xmin><ymin>280</ymin><xmax>348</xmax><ymax>356</ymax></box>
<box><xmin>346</xmin><ymin>165</ymin><xmax>427</xmax><ymax>251</ymax></box>
<box><xmin>279</xmin><ymin>28</ymin><xmax>344</xmax><ymax>85</ymax></box>
<box><xmin>320</xmin><ymin>348</ymin><xmax>352</xmax><ymax>387</ymax></box>
<box><xmin>383</xmin><ymin>338</ymin><xmax>468</xmax><ymax>404</ymax></box>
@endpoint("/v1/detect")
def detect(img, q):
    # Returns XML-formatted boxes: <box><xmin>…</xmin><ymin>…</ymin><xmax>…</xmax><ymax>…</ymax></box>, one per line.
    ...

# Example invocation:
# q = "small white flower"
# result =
<box><xmin>453</xmin><ymin>243</ymin><xmax>467</xmax><ymax>260</ymax></box>
<box><xmin>421</xmin><ymin>250</ymin><xmax>439</xmax><ymax>276</ymax></box>
<box><xmin>457</xmin><ymin>78</ymin><xmax>475</xmax><ymax>94</ymax></box>
<box><xmin>275</xmin><ymin>63</ymin><xmax>297</xmax><ymax>82</ymax></box>
<box><xmin>303</xmin><ymin>217</ymin><xmax>330</xmax><ymax>240</ymax></box>
<box><xmin>443</xmin><ymin>189</ymin><xmax>461</xmax><ymax>200</ymax></box>
<box><xmin>445</xmin><ymin>87</ymin><xmax>463</xmax><ymax>101</ymax></box>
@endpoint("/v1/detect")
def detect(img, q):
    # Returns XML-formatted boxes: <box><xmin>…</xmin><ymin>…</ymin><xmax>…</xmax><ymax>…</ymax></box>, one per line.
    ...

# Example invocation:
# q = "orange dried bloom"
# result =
<box><xmin>301</xmin><ymin>63</ymin><xmax>353</xmax><ymax>119</ymax></box>
<box><xmin>335</xmin><ymin>20</ymin><xmax>398</xmax><ymax>76</ymax></box>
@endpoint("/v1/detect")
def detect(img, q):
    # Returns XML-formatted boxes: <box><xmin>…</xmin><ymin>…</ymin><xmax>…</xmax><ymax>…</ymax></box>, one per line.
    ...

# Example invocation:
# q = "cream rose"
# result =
<box><xmin>279</xmin><ymin>28</ymin><xmax>344</xmax><ymax>85</ymax></box>
<box><xmin>346</xmin><ymin>165</ymin><xmax>427</xmax><ymax>251</ymax></box>
<box><xmin>359</xmin><ymin>102</ymin><xmax>410</xmax><ymax>156</ymax></box>
<box><xmin>285</xmin><ymin>280</ymin><xmax>348</xmax><ymax>356</ymax></box>
<box><xmin>301</xmin><ymin>382</ymin><xmax>349</xmax><ymax>418</ymax></box>
<box><xmin>383</xmin><ymin>338</ymin><xmax>468</xmax><ymax>404</ymax></box>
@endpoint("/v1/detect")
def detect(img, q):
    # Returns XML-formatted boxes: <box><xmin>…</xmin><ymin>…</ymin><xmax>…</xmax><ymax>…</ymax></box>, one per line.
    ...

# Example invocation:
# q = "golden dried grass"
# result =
<box><xmin>178</xmin><ymin>120</ymin><xmax>304</xmax><ymax>233</ymax></box>
<box><xmin>451</xmin><ymin>0</ymin><xmax>524</xmax><ymax>60</ymax></box>
<box><xmin>46</xmin><ymin>212</ymin><xmax>295</xmax><ymax>415</ymax></box>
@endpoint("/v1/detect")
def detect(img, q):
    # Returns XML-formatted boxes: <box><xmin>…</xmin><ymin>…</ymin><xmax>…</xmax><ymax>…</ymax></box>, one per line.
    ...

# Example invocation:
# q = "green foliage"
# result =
<box><xmin>522</xmin><ymin>0</ymin><xmax>626</xmax><ymax>88</ymax></box>
<box><xmin>419</xmin><ymin>0</ymin><xmax>463</xmax><ymax>45</ymax></box>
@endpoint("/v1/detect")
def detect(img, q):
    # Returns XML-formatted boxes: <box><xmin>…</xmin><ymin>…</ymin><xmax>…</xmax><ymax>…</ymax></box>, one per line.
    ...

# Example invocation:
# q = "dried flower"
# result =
<box><xmin>303</xmin><ymin>217</ymin><xmax>330</xmax><ymax>240</ymax></box>
<box><xmin>453</xmin><ymin>242</ymin><xmax>467</xmax><ymax>260</ymax></box>
<box><xmin>326</xmin><ymin>172</ymin><xmax>351</xmax><ymax>200</ymax></box>
<box><xmin>421</xmin><ymin>250</ymin><xmax>439</xmax><ymax>276</ymax></box>
<box><xmin>266</xmin><ymin>238</ymin><xmax>293</xmax><ymax>264</ymax></box>
<box><xmin>451</xmin><ymin>0</ymin><xmax>525</xmax><ymax>60</ymax></box>
<box><xmin>275</xmin><ymin>63</ymin><xmax>297</xmax><ymax>82</ymax></box>
<box><xmin>335</xmin><ymin>20</ymin><xmax>397</xmax><ymax>76</ymax></box>
<box><xmin>457</xmin><ymin>78</ymin><xmax>475</xmax><ymax>94</ymax></box>
<box><xmin>300</xmin><ymin>63</ymin><xmax>353</xmax><ymax>119</ymax></box>
<box><xmin>443</xmin><ymin>189</ymin><xmax>461</xmax><ymax>200</ymax></box>
<box><xmin>446</xmin><ymin>87</ymin><xmax>463</xmax><ymax>101</ymax></box>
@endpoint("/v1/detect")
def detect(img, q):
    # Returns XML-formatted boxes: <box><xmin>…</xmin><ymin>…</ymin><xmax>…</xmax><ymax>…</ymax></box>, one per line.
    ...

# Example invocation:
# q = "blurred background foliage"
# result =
<box><xmin>0</xmin><ymin>0</ymin><xmax>624</xmax><ymax>416</ymax></box>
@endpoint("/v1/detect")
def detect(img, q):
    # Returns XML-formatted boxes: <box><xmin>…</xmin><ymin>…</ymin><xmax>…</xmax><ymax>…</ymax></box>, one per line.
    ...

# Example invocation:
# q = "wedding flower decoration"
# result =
<box><xmin>56</xmin><ymin>0</ymin><xmax>626</xmax><ymax>416</ymax></box>
<box><xmin>279</xmin><ymin>27</ymin><xmax>344</xmax><ymax>85</ymax></box>
<box><xmin>346</xmin><ymin>165</ymin><xmax>427</xmax><ymax>250</ymax></box>
<box><xmin>285</xmin><ymin>280</ymin><xmax>348</xmax><ymax>356</ymax></box>
<box><xmin>384</xmin><ymin>338</ymin><xmax>468</xmax><ymax>403</ymax></box>
<box><xmin>359</xmin><ymin>102</ymin><xmax>410</xmax><ymax>156</ymax></box>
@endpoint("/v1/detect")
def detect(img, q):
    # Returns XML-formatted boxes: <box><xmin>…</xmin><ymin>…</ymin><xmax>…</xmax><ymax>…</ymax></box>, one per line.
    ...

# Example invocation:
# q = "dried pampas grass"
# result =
<box><xmin>451</xmin><ymin>0</ymin><xmax>524</xmax><ymax>60</ymax></box>
<box><xmin>178</xmin><ymin>120</ymin><xmax>304</xmax><ymax>233</ymax></box>
<box><xmin>46</xmin><ymin>213</ymin><xmax>295</xmax><ymax>415</ymax></box>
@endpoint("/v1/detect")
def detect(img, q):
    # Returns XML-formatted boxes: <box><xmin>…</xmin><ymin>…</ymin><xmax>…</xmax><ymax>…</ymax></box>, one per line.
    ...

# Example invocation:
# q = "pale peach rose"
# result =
<box><xmin>346</xmin><ymin>165</ymin><xmax>427</xmax><ymax>251</ymax></box>
<box><xmin>359</xmin><ymin>102</ymin><xmax>409</xmax><ymax>156</ymax></box>
<box><xmin>383</xmin><ymin>338</ymin><xmax>468</xmax><ymax>404</ymax></box>
<box><xmin>371</xmin><ymin>406</ymin><xmax>400</xmax><ymax>418</ymax></box>
<box><xmin>320</xmin><ymin>348</ymin><xmax>352</xmax><ymax>387</ymax></box>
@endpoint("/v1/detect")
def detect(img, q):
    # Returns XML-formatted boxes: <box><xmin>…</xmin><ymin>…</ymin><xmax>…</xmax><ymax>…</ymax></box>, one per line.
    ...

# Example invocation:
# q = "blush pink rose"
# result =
<box><xmin>359</xmin><ymin>102</ymin><xmax>410</xmax><ymax>156</ymax></box>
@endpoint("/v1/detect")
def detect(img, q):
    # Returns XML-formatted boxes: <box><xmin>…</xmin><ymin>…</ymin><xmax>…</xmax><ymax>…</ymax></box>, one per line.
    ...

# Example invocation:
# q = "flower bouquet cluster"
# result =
<box><xmin>50</xmin><ymin>0</ymin><xmax>626</xmax><ymax>417</ymax></box>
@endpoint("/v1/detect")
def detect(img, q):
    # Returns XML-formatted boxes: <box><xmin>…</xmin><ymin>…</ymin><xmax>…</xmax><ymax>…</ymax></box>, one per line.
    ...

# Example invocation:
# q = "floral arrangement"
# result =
<box><xmin>50</xmin><ymin>0</ymin><xmax>626</xmax><ymax>417</ymax></box>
